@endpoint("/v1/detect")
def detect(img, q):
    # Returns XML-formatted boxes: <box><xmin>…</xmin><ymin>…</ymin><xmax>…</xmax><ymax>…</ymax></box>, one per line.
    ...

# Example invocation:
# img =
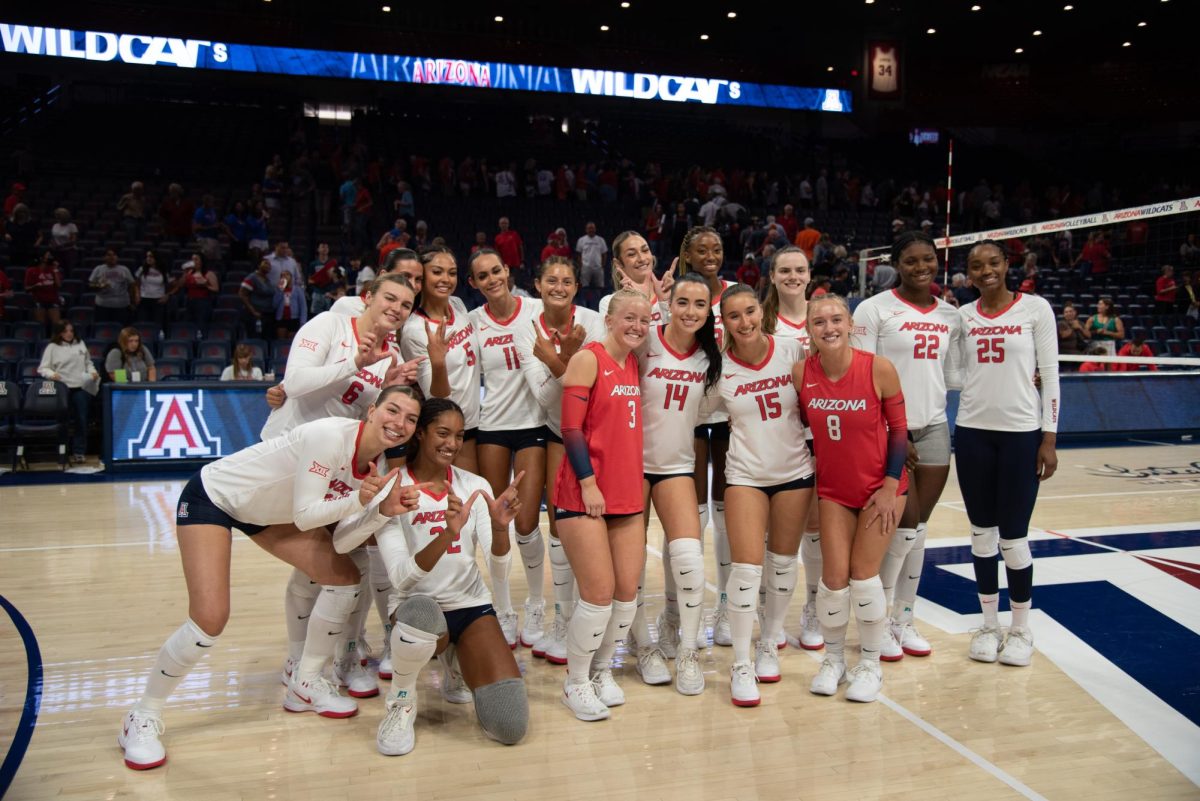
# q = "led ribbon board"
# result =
<box><xmin>0</xmin><ymin>23</ymin><xmax>851</xmax><ymax>112</ymax></box>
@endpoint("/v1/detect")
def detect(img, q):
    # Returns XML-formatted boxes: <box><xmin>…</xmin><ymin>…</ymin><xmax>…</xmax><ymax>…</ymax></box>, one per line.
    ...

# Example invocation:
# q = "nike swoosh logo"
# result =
<box><xmin>161</xmin><ymin>670</ymin><xmax>182</xmax><ymax>677</ymax></box>
<box><xmin>554</xmin><ymin>580</ymin><xmax>569</xmax><ymax>586</ymax></box>
<box><xmin>738</xmin><ymin>585</ymin><xmax>752</xmax><ymax>591</ymax></box>
<box><xmin>774</xmin><ymin>570</ymin><xmax>789</xmax><ymax>575</ymax></box>
<box><xmin>827</xmin><ymin>611</ymin><xmax>838</xmax><ymax>616</ymax></box>
<box><xmin>862</xmin><ymin>648</ymin><xmax>879</xmax><ymax>653</ymax></box>
<box><xmin>723</xmin><ymin>374</ymin><xmax>736</xmax><ymax>380</ymax></box>
<box><xmin>294</xmin><ymin>692</ymin><xmax>313</xmax><ymax>704</ymax></box>
<box><xmin>298</xmin><ymin>614</ymin><xmax>311</xmax><ymax>619</ymax></box>
<box><xmin>328</xmin><ymin>631</ymin><xmax>341</xmax><ymax>636</ymax></box>
<box><xmin>399</xmin><ymin>636</ymin><xmax>415</xmax><ymax>644</ymax></box>
<box><xmin>857</xmin><ymin>602</ymin><xmax>871</xmax><ymax>607</ymax></box>
<box><xmin>904</xmin><ymin>535</ymin><xmax>916</xmax><ymax>541</ymax></box>
<box><xmin>685</xmin><ymin>602</ymin><xmax>701</xmax><ymax>608</ymax></box>
<box><xmin>592</xmin><ymin>631</ymin><xmax>605</xmax><ymax>637</ymax></box>
<box><xmin>719</xmin><ymin>561</ymin><xmax>732</xmax><ymax>567</ymax></box>
<box><xmin>805</xmin><ymin>383</ymin><xmax>819</xmax><ymax>388</ymax></box>
<box><xmin>196</xmin><ymin>642</ymin><xmax>212</xmax><ymax>647</ymax></box>
<box><xmin>971</xmin><ymin>531</ymin><xmax>987</xmax><ymax>537</ymax></box>
<box><xmin>604</xmin><ymin>370</ymin><xmax>615</xmax><ymax>376</ymax></box>
<box><xmin>376</xmin><ymin>588</ymin><xmax>389</xmax><ymax>593</ymax></box>
<box><xmin>618</xmin><ymin>623</ymin><xmax>631</xmax><ymax>629</ymax></box>
<box><xmin>679</xmin><ymin>569</ymin><xmax>695</xmax><ymax>575</ymax></box>
<box><xmin>908</xmin><ymin>575</ymin><xmax>921</xmax><ymax>580</ymax></box>
<box><xmin>1001</xmin><ymin>545</ymin><xmax>1014</xmax><ymax>551</ymax></box>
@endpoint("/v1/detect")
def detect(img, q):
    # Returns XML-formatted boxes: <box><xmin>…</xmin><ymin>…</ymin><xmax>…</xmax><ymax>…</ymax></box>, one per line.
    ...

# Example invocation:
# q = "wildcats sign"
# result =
<box><xmin>0</xmin><ymin>21</ymin><xmax>851</xmax><ymax>113</ymax></box>
<box><xmin>128</xmin><ymin>392</ymin><xmax>220</xmax><ymax>459</ymax></box>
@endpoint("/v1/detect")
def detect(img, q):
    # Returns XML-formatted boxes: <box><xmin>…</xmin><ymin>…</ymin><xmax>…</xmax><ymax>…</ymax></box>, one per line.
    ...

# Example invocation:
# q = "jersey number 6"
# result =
<box><xmin>341</xmin><ymin>380</ymin><xmax>365</xmax><ymax>404</ymax></box>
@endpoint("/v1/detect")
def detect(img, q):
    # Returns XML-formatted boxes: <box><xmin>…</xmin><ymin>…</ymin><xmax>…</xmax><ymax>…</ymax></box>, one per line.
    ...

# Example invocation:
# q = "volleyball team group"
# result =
<box><xmin>116</xmin><ymin>223</ymin><xmax>1061</xmax><ymax>768</ymax></box>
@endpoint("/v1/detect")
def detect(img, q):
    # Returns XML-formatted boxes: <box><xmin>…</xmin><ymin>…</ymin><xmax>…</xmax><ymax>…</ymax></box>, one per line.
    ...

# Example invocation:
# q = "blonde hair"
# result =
<box><xmin>604</xmin><ymin>287</ymin><xmax>652</xmax><ymax>318</ymax></box>
<box><xmin>804</xmin><ymin>294</ymin><xmax>854</xmax><ymax>356</ymax></box>
<box><xmin>610</xmin><ymin>230</ymin><xmax>652</xmax><ymax>289</ymax></box>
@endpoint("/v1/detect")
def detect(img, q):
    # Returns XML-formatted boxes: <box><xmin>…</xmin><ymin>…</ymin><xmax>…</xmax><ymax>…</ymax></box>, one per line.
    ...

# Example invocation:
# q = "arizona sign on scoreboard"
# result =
<box><xmin>0</xmin><ymin>22</ymin><xmax>851</xmax><ymax>113</ymax></box>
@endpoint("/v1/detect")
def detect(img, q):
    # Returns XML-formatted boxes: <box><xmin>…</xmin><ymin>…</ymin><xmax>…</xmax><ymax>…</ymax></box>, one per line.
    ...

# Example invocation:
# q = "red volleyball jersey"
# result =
<box><xmin>552</xmin><ymin>342</ymin><xmax>645</xmax><ymax>515</ymax></box>
<box><xmin>799</xmin><ymin>348</ymin><xmax>907</xmax><ymax>509</ymax></box>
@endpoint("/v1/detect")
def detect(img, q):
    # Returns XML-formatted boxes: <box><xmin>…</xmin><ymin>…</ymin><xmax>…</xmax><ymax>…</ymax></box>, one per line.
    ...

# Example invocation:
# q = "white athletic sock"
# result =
<box><xmin>488</xmin><ymin>550</ymin><xmax>514</xmax><ymax>615</ymax></box>
<box><xmin>387</xmin><ymin>621</ymin><xmax>438</xmax><ymax>705</ymax></box>
<box><xmin>629</xmin><ymin>559</ymin><xmax>652</xmax><ymax>648</ymax></box>
<box><xmin>137</xmin><ymin>619</ymin><xmax>216</xmax><ymax>714</ymax></box>
<box><xmin>1010</xmin><ymin>599</ymin><xmax>1032</xmax><ymax>629</ymax></box>
<box><xmin>548</xmin><ymin>536</ymin><xmax>575</xmax><ymax>622</ymax></box>
<box><xmin>894</xmin><ymin>522</ymin><xmax>927</xmax><ymax>616</ymax></box>
<box><xmin>979</xmin><ymin>592</ymin><xmax>1000</xmax><ymax>628</ymax></box>
<box><xmin>712</xmin><ymin>501</ymin><xmax>731</xmax><ymax>601</ymax></box>
<box><xmin>817</xmin><ymin>579</ymin><xmax>850</xmax><ymax>663</ymax></box>
<box><xmin>335</xmin><ymin>548</ymin><xmax>372</xmax><ymax>663</ymax></box>
<box><xmin>726</xmin><ymin>561</ymin><xmax>762</xmax><ymax>664</ymax></box>
<box><xmin>880</xmin><ymin>527</ymin><xmax>918</xmax><ymax>608</ymax></box>
<box><xmin>593</xmin><ymin>598</ymin><xmax>637</xmax><ymax>670</ymax></box>
<box><xmin>515</xmin><ymin>525</ymin><xmax>546</xmax><ymax>604</ymax></box>
<box><xmin>296</xmin><ymin>585</ymin><xmax>360</xmax><ymax>682</ymax></box>
<box><xmin>670</xmin><ymin>538</ymin><xmax>704</xmax><ymax>651</ymax></box>
<box><xmin>284</xmin><ymin>568</ymin><xmax>322</xmax><ymax>661</ymax></box>
<box><xmin>801</xmin><ymin>530</ymin><xmax>822</xmax><ymax>605</ymax></box>
<box><xmin>566</xmin><ymin>599</ymin><xmax>611</xmax><ymax>683</ymax></box>
<box><xmin>763</xmin><ymin>550</ymin><xmax>799</xmax><ymax>643</ymax></box>
<box><xmin>849</xmin><ymin>575</ymin><xmax>887</xmax><ymax>665</ymax></box>
<box><xmin>698</xmin><ymin>503</ymin><xmax>710</xmax><ymax>537</ymax></box>
<box><xmin>367</xmin><ymin>545</ymin><xmax>393</xmax><ymax>628</ymax></box>
<box><xmin>661</xmin><ymin>532</ymin><xmax>678</xmax><ymax>617</ymax></box>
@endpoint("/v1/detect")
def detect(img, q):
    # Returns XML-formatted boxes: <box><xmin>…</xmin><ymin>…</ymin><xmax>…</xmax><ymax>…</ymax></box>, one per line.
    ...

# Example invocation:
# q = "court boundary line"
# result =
<box><xmin>0</xmin><ymin>593</ymin><xmax>44</xmax><ymax>799</ymax></box>
<box><xmin>645</xmin><ymin>543</ymin><xmax>1048</xmax><ymax>801</ymax></box>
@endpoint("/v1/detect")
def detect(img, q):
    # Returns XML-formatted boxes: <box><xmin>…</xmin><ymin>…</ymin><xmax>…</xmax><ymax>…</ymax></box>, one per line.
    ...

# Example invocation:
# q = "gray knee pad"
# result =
<box><xmin>473</xmin><ymin>677</ymin><xmax>528</xmax><ymax>745</ymax></box>
<box><xmin>394</xmin><ymin>595</ymin><xmax>448</xmax><ymax>637</ymax></box>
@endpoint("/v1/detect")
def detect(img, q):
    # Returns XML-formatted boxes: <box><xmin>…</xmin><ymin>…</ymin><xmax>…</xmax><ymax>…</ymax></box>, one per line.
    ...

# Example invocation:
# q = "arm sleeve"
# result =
<box><xmin>515</xmin><ymin>327</ymin><xmax>564</xmax><ymax>406</ymax></box>
<box><xmin>561</xmin><ymin>385</ymin><xmax>594</xmax><ymax>480</ymax></box>
<box><xmin>399</xmin><ymin>318</ymin><xmax>435</xmax><ymax>399</ymax></box>
<box><xmin>883</xmin><ymin>391</ymin><xmax>909</xmax><ymax>480</ymax></box>
<box><xmin>280</xmin><ymin>316</ymin><xmax>358</xmax><ymax>399</ymax></box>
<box><xmin>1034</xmin><ymin>300</ymin><xmax>1061</xmax><ymax>433</ymax></box>
<box><xmin>290</xmin><ymin>427</ymin><xmax>367</xmax><ymax>531</ymax></box>
<box><xmin>943</xmin><ymin>316</ymin><xmax>965</xmax><ymax>391</ymax></box>
<box><xmin>375</xmin><ymin>518</ymin><xmax>429</xmax><ymax>595</ymax></box>
<box><xmin>854</xmin><ymin>299</ymin><xmax>880</xmax><ymax>353</ymax></box>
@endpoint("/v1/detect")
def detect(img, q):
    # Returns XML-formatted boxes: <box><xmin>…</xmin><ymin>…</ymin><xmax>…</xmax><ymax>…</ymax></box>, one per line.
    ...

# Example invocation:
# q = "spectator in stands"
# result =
<box><xmin>411</xmin><ymin>220</ymin><xmax>429</xmax><ymax>251</ymax></box>
<box><xmin>1113</xmin><ymin>330</ymin><xmax>1159</xmax><ymax>372</ymax></box>
<box><xmin>0</xmin><ymin>268</ymin><xmax>10</xmax><ymax>321</ymax></box>
<box><xmin>890</xmin><ymin>218</ymin><xmax>907</xmax><ymax>243</ymax></box>
<box><xmin>273</xmin><ymin>270</ymin><xmax>307</xmax><ymax>341</ymax></box>
<box><xmin>644</xmin><ymin>202</ymin><xmax>665</xmax><ymax>265</ymax></box>
<box><xmin>951</xmin><ymin>272</ymin><xmax>977</xmax><ymax>306</ymax></box>
<box><xmin>698</xmin><ymin>186</ymin><xmax>727</xmax><ymax>227</ymax></box>
<box><xmin>89</xmin><ymin>249</ymin><xmax>137</xmax><ymax>326</ymax></box>
<box><xmin>24</xmin><ymin>252</ymin><xmax>62</xmax><ymax>334</ymax></box>
<box><xmin>106</xmin><ymin>327</ymin><xmax>157</xmax><ymax>382</ymax></box>
<box><xmin>135</xmin><ymin>251</ymin><xmax>169</xmax><ymax>334</ymax></box>
<box><xmin>1181</xmin><ymin>270</ymin><xmax>1198</xmax><ymax>320</ymax></box>
<box><xmin>49</xmin><ymin>208</ymin><xmax>79</xmax><ymax>271</ymax></box>
<box><xmin>37</xmin><ymin>321</ymin><xmax>100</xmax><ymax>463</ymax></box>
<box><xmin>1074</xmin><ymin>230</ymin><xmax>1111</xmax><ymax>283</ymax></box>
<box><xmin>793</xmin><ymin>217</ymin><xmax>821</xmax><ymax>262</ymax></box>
<box><xmin>246</xmin><ymin>200</ymin><xmax>270</xmax><ymax>259</ymax></box>
<box><xmin>496</xmin><ymin>162</ymin><xmax>518</xmax><ymax>199</ymax></box>
<box><xmin>576</xmin><ymin>221</ymin><xmax>608</xmax><ymax>303</ymax></box>
<box><xmin>223</xmin><ymin>201</ymin><xmax>249</xmax><ymax>263</ymax></box>
<box><xmin>1154</xmin><ymin>265</ymin><xmax>1178</xmax><ymax>316</ymax></box>
<box><xmin>4</xmin><ymin>203</ymin><xmax>41</xmax><ymax>267</ymax></box>
<box><xmin>221</xmin><ymin>343</ymin><xmax>263</xmax><ymax>382</ymax></box>
<box><xmin>394</xmin><ymin>181</ymin><xmax>415</xmax><ymax>223</ymax></box>
<box><xmin>469</xmin><ymin>231</ymin><xmax>489</xmax><ymax>255</ymax></box>
<box><xmin>117</xmin><ymin>181</ymin><xmax>147</xmax><ymax>243</ymax></box>
<box><xmin>4</xmin><ymin>182</ymin><xmax>26</xmax><ymax>218</ymax></box>
<box><xmin>377</xmin><ymin>219</ymin><xmax>410</xmax><ymax>261</ymax></box>
<box><xmin>1078</xmin><ymin>345</ymin><xmax>1108</xmax><ymax>373</ymax></box>
<box><xmin>1180</xmin><ymin>233</ymin><xmax>1199</xmax><ymax>268</ymax></box>
<box><xmin>262</xmin><ymin>165</ymin><xmax>284</xmax><ymax>211</ymax></box>
<box><xmin>176</xmin><ymin>253</ymin><xmax>218</xmax><ymax>336</ymax></box>
<box><xmin>871</xmin><ymin>258</ymin><xmax>897</xmax><ymax>295</ymax></box>
<box><xmin>778</xmin><ymin>203</ymin><xmax>799</xmax><ymax>242</ymax></box>
<box><xmin>1019</xmin><ymin>253</ymin><xmax>1039</xmax><ymax>294</ymax></box>
<box><xmin>352</xmin><ymin>178</ymin><xmax>373</xmax><ymax>251</ymax></box>
<box><xmin>265</xmin><ymin>241</ymin><xmax>301</xmax><ymax>287</ymax></box>
<box><xmin>307</xmin><ymin>242</ymin><xmax>339</xmax><ymax>314</ymax></box>
<box><xmin>239</xmin><ymin>258</ymin><xmax>276</xmax><ymax>338</ymax></box>
<box><xmin>1085</xmin><ymin>296</ymin><xmax>1125</xmax><ymax>344</ymax></box>
<box><xmin>736</xmin><ymin>253</ymin><xmax>762</xmax><ymax>289</ymax></box>
<box><xmin>192</xmin><ymin>194</ymin><xmax>223</xmax><ymax>264</ymax></box>
<box><xmin>494</xmin><ymin>216</ymin><xmax>525</xmax><ymax>282</ymax></box>
<box><xmin>831</xmin><ymin>265</ymin><xmax>853</xmax><ymax>297</ymax></box>
<box><xmin>668</xmin><ymin>202</ymin><xmax>692</xmax><ymax>255</ymax></box>
<box><xmin>540</xmin><ymin>228</ymin><xmax>570</xmax><ymax>262</ymax></box>
<box><xmin>158</xmin><ymin>183</ymin><xmax>195</xmax><ymax>247</ymax></box>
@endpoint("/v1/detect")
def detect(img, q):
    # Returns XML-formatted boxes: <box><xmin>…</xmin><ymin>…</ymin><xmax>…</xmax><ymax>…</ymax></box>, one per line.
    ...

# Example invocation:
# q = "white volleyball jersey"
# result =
<box><xmin>639</xmin><ymin>326</ymin><xmax>713</xmax><ymax>474</ymax></box>
<box><xmin>261</xmin><ymin>313</ymin><xmax>397</xmax><ymax>440</ymax></box>
<box><xmin>401</xmin><ymin>306</ymin><xmax>482</xmax><ymax>429</ymax></box>
<box><xmin>471</xmin><ymin>297</ymin><xmax>546</xmax><ymax>431</ymax></box>
<box><xmin>200</xmin><ymin>417</ymin><xmax>370</xmax><ymax>530</ymax></box>
<box><xmin>333</xmin><ymin>293</ymin><xmax>466</xmax><ymax>318</ymax></box>
<box><xmin>599</xmin><ymin>292</ymin><xmax>670</xmax><ymax>326</ymax></box>
<box><xmin>514</xmin><ymin>306</ymin><xmax>606</xmax><ymax>436</ymax></box>
<box><xmin>716</xmin><ymin>336</ymin><xmax>813</xmax><ymax>485</ymax></box>
<box><xmin>702</xmin><ymin>279</ymin><xmax>736</xmax><ymax>425</ymax></box>
<box><xmin>374</xmin><ymin>467</ymin><xmax>496</xmax><ymax>611</ymax></box>
<box><xmin>855</xmin><ymin>289</ymin><xmax>963</xmax><ymax>428</ymax></box>
<box><xmin>772</xmin><ymin>312</ymin><xmax>811</xmax><ymax>348</ymax></box>
<box><xmin>957</xmin><ymin>293</ymin><xmax>1060</xmax><ymax>433</ymax></box>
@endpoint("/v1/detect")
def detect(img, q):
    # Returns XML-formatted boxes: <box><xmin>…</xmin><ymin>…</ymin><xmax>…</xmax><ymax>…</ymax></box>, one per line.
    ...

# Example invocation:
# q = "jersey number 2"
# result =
<box><xmin>430</xmin><ymin>525</ymin><xmax>461</xmax><ymax>554</ymax></box>
<box><xmin>912</xmin><ymin>333</ymin><xmax>941</xmax><ymax>360</ymax></box>
<box><xmin>976</xmin><ymin>338</ymin><xmax>1005</xmax><ymax>363</ymax></box>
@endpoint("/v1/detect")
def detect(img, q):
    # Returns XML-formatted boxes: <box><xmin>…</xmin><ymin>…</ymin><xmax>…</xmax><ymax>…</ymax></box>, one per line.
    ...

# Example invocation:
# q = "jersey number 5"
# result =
<box><xmin>976</xmin><ymin>337</ymin><xmax>1005</xmax><ymax>363</ymax></box>
<box><xmin>912</xmin><ymin>333</ymin><xmax>941</xmax><ymax>360</ymax></box>
<box><xmin>430</xmin><ymin>525</ymin><xmax>461</xmax><ymax>554</ymax></box>
<box><xmin>755</xmin><ymin>392</ymin><xmax>782</xmax><ymax>421</ymax></box>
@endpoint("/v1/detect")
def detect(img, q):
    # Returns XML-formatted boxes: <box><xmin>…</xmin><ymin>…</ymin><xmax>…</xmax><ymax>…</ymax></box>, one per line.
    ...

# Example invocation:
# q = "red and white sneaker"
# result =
<box><xmin>334</xmin><ymin>654</ymin><xmax>380</xmax><ymax>698</ymax></box>
<box><xmin>894</xmin><ymin>619</ymin><xmax>932</xmax><ymax>657</ymax></box>
<box><xmin>279</xmin><ymin>655</ymin><xmax>298</xmax><ymax>686</ymax></box>
<box><xmin>118</xmin><ymin>709</ymin><xmax>166</xmax><ymax>770</ymax></box>
<box><xmin>284</xmin><ymin>675</ymin><xmax>359</xmax><ymax>718</ymax></box>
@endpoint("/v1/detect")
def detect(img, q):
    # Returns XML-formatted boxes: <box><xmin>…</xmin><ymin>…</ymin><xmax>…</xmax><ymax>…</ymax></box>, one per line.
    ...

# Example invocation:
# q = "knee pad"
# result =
<box><xmin>394</xmin><ymin>595</ymin><xmax>448</xmax><ymax>637</ymax></box>
<box><xmin>888</xmin><ymin>528</ymin><xmax>918</xmax><ymax>560</ymax></box>
<box><xmin>726</xmin><ymin>562</ymin><xmax>762</xmax><ymax>611</ymax></box>
<box><xmin>764</xmin><ymin>551</ymin><xmax>797</xmax><ymax>595</ymax></box>
<box><xmin>316</xmin><ymin>584</ymin><xmax>360</xmax><ymax>619</ymax></box>
<box><xmin>286</xmin><ymin>568</ymin><xmax>322</xmax><ymax>601</ymax></box>
<box><xmin>970</xmin><ymin>526</ymin><xmax>1000</xmax><ymax>558</ymax></box>
<box><xmin>816</xmin><ymin>579</ymin><xmax>850</xmax><ymax>628</ymax></box>
<box><xmin>668</xmin><ymin>538</ymin><xmax>704</xmax><ymax>594</ymax></box>
<box><xmin>348</xmin><ymin>546</ymin><xmax>370</xmax><ymax>576</ymax></box>
<box><xmin>801</xmin><ymin>531</ymin><xmax>822</xmax><ymax>564</ymax></box>
<box><xmin>1000</xmin><ymin>536</ymin><xmax>1033</xmax><ymax>571</ymax></box>
<box><xmin>473</xmin><ymin>677</ymin><xmax>528</xmax><ymax>745</ymax></box>
<box><xmin>848</xmin><ymin>575</ymin><xmax>886</xmax><ymax>624</ymax></box>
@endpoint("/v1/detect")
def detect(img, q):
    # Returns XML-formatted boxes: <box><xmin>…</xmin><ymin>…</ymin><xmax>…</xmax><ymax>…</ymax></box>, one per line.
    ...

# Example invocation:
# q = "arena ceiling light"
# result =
<box><xmin>620</xmin><ymin>2</ymin><xmax>630</xmax><ymax>7</ymax></box>
<box><xmin>381</xmin><ymin>5</ymin><xmax>391</xmax><ymax>11</ymax></box>
<box><xmin>1015</xmin><ymin>47</ymin><xmax>1024</xmax><ymax>53</ymax></box>
<box><xmin>1033</xmin><ymin>29</ymin><xmax>1043</xmax><ymax>35</ymax></box>
<box><xmin>494</xmin><ymin>15</ymin><xmax>504</xmax><ymax>22</ymax></box>
<box><xmin>600</xmin><ymin>24</ymin><xmax>610</xmax><ymax>31</ymax></box>
<box><xmin>1122</xmin><ymin>40</ymin><xmax>1132</xmax><ymax>46</ymax></box>
<box><xmin>926</xmin><ymin>27</ymin><xmax>937</xmax><ymax>34</ymax></box>
<box><xmin>699</xmin><ymin>33</ymin><xmax>710</xmax><ymax>40</ymax></box>
<box><xmin>1063</xmin><ymin>4</ymin><xmax>1073</xmax><ymax>9</ymax></box>
<box><xmin>727</xmin><ymin>11</ymin><xmax>737</xmax><ymax>18</ymax></box>
<box><xmin>1137</xmin><ymin>21</ymin><xmax>1147</xmax><ymax>26</ymax></box>
<box><xmin>826</xmin><ymin>65</ymin><xmax>834</xmax><ymax>71</ymax></box>
<box><xmin>971</xmin><ymin>5</ymin><xmax>981</xmax><ymax>10</ymax></box>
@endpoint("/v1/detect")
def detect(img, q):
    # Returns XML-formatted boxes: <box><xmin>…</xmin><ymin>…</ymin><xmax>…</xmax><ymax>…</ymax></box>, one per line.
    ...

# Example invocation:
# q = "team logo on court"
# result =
<box><xmin>1084</xmin><ymin>461</ymin><xmax>1200</xmax><ymax>485</ymax></box>
<box><xmin>127</xmin><ymin>391</ymin><xmax>221</xmax><ymax>459</ymax></box>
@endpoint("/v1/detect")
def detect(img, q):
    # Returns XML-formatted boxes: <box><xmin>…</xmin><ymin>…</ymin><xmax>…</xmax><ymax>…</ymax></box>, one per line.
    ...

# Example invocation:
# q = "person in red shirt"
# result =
<box><xmin>553</xmin><ymin>288</ymin><xmax>652</xmax><ymax>722</ymax></box>
<box><xmin>797</xmin><ymin>294</ymin><xmax>908</xmax><ymax>704</ymax></box>
<box><xmin>0</xmin><ymin>269</ymin><xmax>12</xmax><ymax>320</ymax></box>
<box><xmin>493</xmin><ymin>217</ymin><xmax>525</xmax><ymax>286</ymax></box>
<box><xmin>158</xmin><ymin>183</ymin><xmax>195</xmax><ymax>246</ymax></box>
<box><xmin>1075</xmin><ymin>231</ymin><xmax>1111</xmax><ymax>281</ymax></box>
<box><xmin>778</xmin><ymin>204</ymin><xmax>799</xmax><ymax>243</ymax></box>
<box><xmin>793</xmin><ymin>218</ymin><xmax>821</xmax><ymax>262</ymax></box>
<box><xmin>1078</xmin><ymin>345</ymin><xmax>1109</xmax><ymax>373</ymax></box>
<box><xmin>25</xmin><ymin>251</ymin><xmax>63</xmax><ymax>332</ymax></box>
<box><xmin>1113</xmin><ymin>333</ymin><xmax>1159</xmax><ymax>372</ymax></box>
<box><xmin>539</xmin><ymin>229</ymin><xmax>570</xmax><ymax>263</ymax></box>
<box><xmin>1154</xmin><ymin>264</ymin><xmax>1178</xmax><ymax>315</ymax></box>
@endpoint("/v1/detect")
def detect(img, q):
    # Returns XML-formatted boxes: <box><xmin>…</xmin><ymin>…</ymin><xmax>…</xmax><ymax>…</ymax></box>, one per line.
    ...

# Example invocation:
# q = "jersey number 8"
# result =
<box><xmin>826</xmin><ymin>414</ymin><xmax>842</xmax><ymax>441</ymax></box>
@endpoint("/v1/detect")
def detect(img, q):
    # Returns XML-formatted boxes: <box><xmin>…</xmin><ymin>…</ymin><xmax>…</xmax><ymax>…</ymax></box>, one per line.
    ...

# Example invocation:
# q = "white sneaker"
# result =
<box><xmin>591</xmin><ymin>668</ymin><xmax>625</xmax><ymax>707</ymax></box>
<box><xmin>544</xmin><ymin>616</ymin><xmax>568</xmax><ymax>665</ymax></box>
<box><xmin>810</xmin><ymin>657</ymin><xmax>847</xmax><ymax>696</ymax></box>
<box><xmin>656</xmin><ymin>610</ymin><xmax>681</xmax><ymax>659</ymax></box>
<box><xmin>334</xmin><ymin>654</ymin><xmax>380</xmax><ymax>698</ymax></box>
<box><xmin>520</xmin><ymin>599</ymin><xmax>545</xmax><ymax>648</ymax></box>
<box><xmin>438</xmin><ymin>650</ymin><xmax>473</xmax><ymax>704</ymax></box>
<box><xmin>674</xmin><ymin>647</ymin><xmax>705</xmax><ymax>696</ymax></box>
<box><xmin>377</xmin><ymin>624</ymin><xmax>393</xmax><ymax>679</ymax></box>
<box><xmin>356</xmin><ymin>634</ymin><xmax>374</xmax><ymax>667</ymax></box>
<box><xmin>498</xmin><ymin>611</ymin><xmax>519</xmax><ymax>650</ymax></box>
<box><xmin>880</xmin><ymin>627</ymin><xmax>904</xmax><ymax>662</ymax></box>
<box><xmin>895</xmin><ymin>619</ymin><xmax>932</xmax><ymax>657</ymax></box>
<box><xmin>730</xmin><ymin>661</ymin><xmax>760</xmax><ymax>707</ymax></box>
<box><xmin>799</xmin><ymin>601</ymin><xmax>824</xmax><ymax>650</ymax></box>
<box><xmin>284</xmin><ymin>674</ymin><xmax>359</xmax><ymax>718</ymax></box>
<box><xmin>999</xmin><ymin>626</ymin><xmax>1034</xmax><ymax>667</ymax></box>
<box><xmin>845</xmin><ymin>661</ymin><xmax>883</xmax><ymax>703</ymax></box>
<box><xmin>635</xmin><ymin>646</ymin><xmax>672</xmax><ymax>685</ymax></box>
<box><xmin>562</xmin><ymin>678</ymin><xmax>610</xmax><ymax>721</ymax></box>
<box><xmin>969</xmin><ymin>625</ymin><xmax>1003</xmax><ymax>663</ymax></box>
<box><xmin>118</xmin><ymin>709</ymin><xmax>166</xmax><ymax>770</ymax></box>
<box><xmin>694</xmin><ymin>612</ymin><xmax>709</xmax><ymax>650</ymax></box>
<box><xmin>712</xmin><ymin>602</ymin><xmax>732</xmax><ymax>647</ymax></box>
<box><xmin>377</xmin><ymin>700</ymin><xmax>417</xmax><ymax>756</ymax></box>
<box><xmin>280</xmin><ymin>655</ymin><xmax>298</xmax><ymax>686</ymax></box>
<box><xmin>754</xmin><ymin>639</ymin><xmax>781</xmax><ymax>682</ymax></box>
